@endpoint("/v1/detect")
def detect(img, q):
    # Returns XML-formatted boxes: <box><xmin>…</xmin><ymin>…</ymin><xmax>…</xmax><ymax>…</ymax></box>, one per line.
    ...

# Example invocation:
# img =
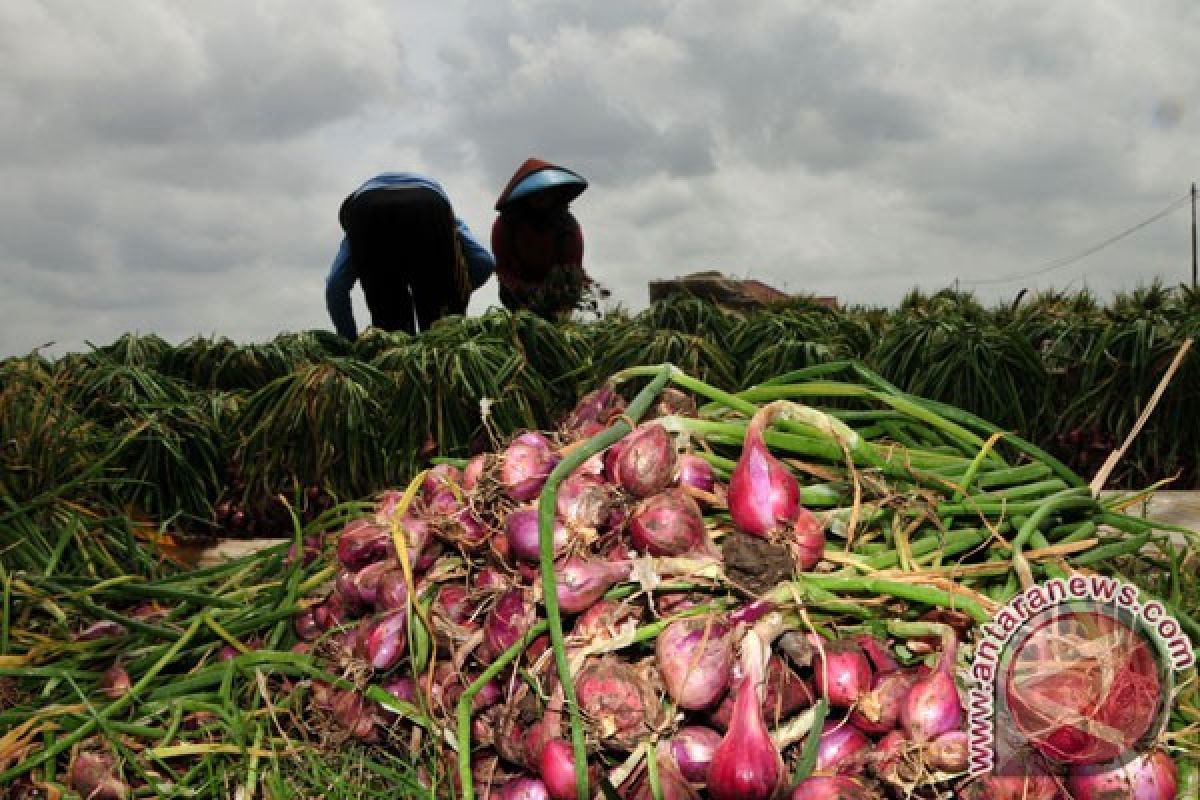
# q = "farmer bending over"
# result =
<box><xmin>326</xmin><ymin>172</ymin><xmax>494</xmax><ymax>339</ymax></box>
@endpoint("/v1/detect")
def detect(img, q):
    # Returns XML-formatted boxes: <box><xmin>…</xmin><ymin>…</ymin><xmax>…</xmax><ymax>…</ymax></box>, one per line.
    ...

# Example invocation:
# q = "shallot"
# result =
<box><xmin>483</xmin><ymin>589</ymin><xmax>536</xmax><ymax>660</ymax></box>
<box><xmin>789</xmin><ymin>775</ymin><xmax>871</xmax><ymax>800</ymax></box>
<box><xmin>850</xmin><ymin>668</ymin><xmax>919</xmax><ymax>734</ymax></box>
<box><xmin>501</xmin><ymin>439</ymin><xmax>558</xmax><ymax>501</ymax></box>
<box><xmin>729</xmin><ymin>403</ymin><xmax>800</xmax><ymax>536</ymax></box>
<box><xmin>363</xmin><ymin>609</ymin><xmax>408</xmax><ymax>671</ymax></box>
<box><xmin>506</xmin><ymin>507</ymin><xmax>568</xmax><ymax>563</ymax></box>
<box><xmin>656</xmin><ymin>615</ymin><xmax>735</xmax><ymax>710</ymax></box>
<box><xmin>100</xmin><ymin>663</ymin><xmax>131</xmax><ymax>700</ymax></box>
<box><xmin>1068</xmin><ymin>749</ymin><xmax>1178</xmax><ymax>800</ymax></box>
<box><xmin>814</xmin><ymin>719</ymin><xmax>871</xmax><ymax>774</ymax></box>
<box><xmin>813</xmin><ymin>640</ymin><xmax>873</xmax><ymax>709</ymax></box>
<box><xmin>539</xmin><ymin>739</ymin><xmax>580</xmax><ymax>800</ymax></box>
<box><xmin>900</xmin><ymin>631</ymin><xmax>962</xmax><ymax>742</ymax></box>
<box><xmin>666</xmin><ymin>725</ymin><xmax>722</xmax><ymax>784</ymax></box>
<box><xmin>551</xmin><ymin>556</ymin><xmax>631</xmax><ymax>614</ymax></box>
<box><xmin>611</xmin><ymin>423</ymin><xmax>677</xmax><ymax>497</ymax></box>
<box><xmin>337</xmin><ymin>518</ymin><xmax>394</xmax><ymax>569</ymax></box>
<box><xmin>676</xmin><ymin>453</ymin><xmax>716</xmax><ymax>494</ymax></box>
<box><xmin>629</xmin><ymin>489</ymin><xmax>708</xmax><ymax>556</ymax></box>
<box><xmin>68</xmin><ymin>751</ymin><xmax>127</xmax><ymax>800</ymax></box>
<box><xmin>575</xmin><ymin>657</ymin><xmax>665</xmax><ymax>751</ymax></box>
<box><xmin>925</xmin><ymin>730</ymin><xmax>968</xmax><ymax>772</ymax></box>
<box><xmin>556</xmin><ymin>471</ymin><xmax>618</xmax><ymax>529</ymax></box>
<box><xmin>707</xmin><ymin>624</ymin><xmax>784</xmax><ymax>800</ymax></box>
<box><xmin>497</xmin><ymin>777</ymin><xmax>551</xmax><ymax>800</ymax></box>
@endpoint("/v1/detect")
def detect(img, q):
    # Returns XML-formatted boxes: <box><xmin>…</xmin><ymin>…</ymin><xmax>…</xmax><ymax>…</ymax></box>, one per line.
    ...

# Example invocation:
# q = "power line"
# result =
<box><xmin>961</xmin><ymin>192</ymin><xmax>1191</xmax><ymax>286</ymax></box>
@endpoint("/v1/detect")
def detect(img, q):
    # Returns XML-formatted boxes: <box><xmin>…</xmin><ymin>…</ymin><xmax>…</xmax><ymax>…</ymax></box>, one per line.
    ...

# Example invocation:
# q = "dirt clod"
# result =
<box><xmin>721</xmin><ymin>531</ymin><xmax>793</xmax><ymax>594</ymax></box>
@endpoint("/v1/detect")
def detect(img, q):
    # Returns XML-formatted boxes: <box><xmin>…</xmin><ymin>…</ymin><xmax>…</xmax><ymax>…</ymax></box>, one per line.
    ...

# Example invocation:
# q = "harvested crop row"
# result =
<box><xmin>285</xmin><ymin>364</ymin><xmax>1198</xmax><ymax>799</ymax></box>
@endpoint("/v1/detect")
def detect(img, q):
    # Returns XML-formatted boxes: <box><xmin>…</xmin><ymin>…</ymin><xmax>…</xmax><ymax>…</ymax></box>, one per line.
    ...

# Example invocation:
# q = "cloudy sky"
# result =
<box><xmin>3</xmin><ymin>1</ymin><xmax>1199</xmax><ymax>358</ymax></box>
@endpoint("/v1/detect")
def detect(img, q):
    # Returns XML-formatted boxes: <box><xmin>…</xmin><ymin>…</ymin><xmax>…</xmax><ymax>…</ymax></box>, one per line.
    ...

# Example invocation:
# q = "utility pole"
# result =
<box><xmin>1192</xmin><ymin>182</ymin><xmax>1197</xmax><ymax>289</ymax></box>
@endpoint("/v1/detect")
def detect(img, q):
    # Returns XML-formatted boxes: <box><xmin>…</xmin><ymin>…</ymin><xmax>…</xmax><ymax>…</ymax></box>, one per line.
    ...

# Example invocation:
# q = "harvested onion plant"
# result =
<box><xmin>283</xmin><ymin>361</ymin><xmax>1196</xmax><ymax>799</ymax></box>
<box><xmin>2</xmin><ymin>362</ymin><xmax>1198</xmax><ymax>799</ymax></box>
<box><xmin>0</xmin><ymin>502</ymin><xmax>428</xmax><ymax>798</ymax></box>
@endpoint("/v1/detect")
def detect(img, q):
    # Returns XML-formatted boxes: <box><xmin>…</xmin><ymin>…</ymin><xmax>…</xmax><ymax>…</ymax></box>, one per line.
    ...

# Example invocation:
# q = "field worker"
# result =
<box><xmin>326</xmin><ymin>172</ymin><xmax>495</xmax><ymax>339</ymax></box>
<box><xmin>491</xmin><ymin>158</ymin><xmax>591</xmax><ymax>319</ymax></box>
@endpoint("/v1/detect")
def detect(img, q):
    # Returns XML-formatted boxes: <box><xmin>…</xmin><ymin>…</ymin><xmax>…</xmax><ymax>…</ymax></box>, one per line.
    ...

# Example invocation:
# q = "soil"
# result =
<box><xmin>720</xmin><ymin>531</ymin><xmax>793</xmax><ymax>594</ymax></box>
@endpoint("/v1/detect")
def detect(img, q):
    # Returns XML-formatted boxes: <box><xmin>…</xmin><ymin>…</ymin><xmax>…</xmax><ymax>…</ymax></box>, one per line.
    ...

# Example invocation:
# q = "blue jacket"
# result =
<box><xmin>325</xmin><ymin>173</ymin><xmax>495</xmax><ymax>339</ymax></box>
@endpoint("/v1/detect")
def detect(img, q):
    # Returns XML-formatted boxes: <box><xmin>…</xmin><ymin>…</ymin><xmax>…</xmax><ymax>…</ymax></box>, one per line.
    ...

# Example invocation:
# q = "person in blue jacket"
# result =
<box><xmin>325</xmin><ymin>173</ymin><xmax>495</xmax><ymax>339</ymax></box>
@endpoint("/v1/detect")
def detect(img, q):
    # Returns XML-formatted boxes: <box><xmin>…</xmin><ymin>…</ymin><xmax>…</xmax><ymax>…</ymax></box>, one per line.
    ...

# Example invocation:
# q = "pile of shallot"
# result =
<box><xmin>287</xmin><ymin>384</ymin><xmax>1178</xmax><ymax>800</ymax></box>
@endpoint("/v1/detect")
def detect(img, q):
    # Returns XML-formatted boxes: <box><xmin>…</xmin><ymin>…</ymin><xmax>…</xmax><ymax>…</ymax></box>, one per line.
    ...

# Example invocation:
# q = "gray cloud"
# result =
<box><xmin>3</xmin><ymin>0</ymin><xmax>1200</xmax><ymax>358</ymax></box>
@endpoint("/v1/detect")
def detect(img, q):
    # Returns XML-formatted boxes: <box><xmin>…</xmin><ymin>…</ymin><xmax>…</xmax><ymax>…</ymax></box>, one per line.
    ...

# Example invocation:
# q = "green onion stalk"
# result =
<box><xmin>538</xmin><ymin>363</ymin><xmax>674</xmax><ymax>800</ymax></box>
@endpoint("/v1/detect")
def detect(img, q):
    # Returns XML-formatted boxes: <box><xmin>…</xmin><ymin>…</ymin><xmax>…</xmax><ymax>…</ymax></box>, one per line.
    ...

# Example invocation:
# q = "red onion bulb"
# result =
<box><xmin>964</xmin><ymin>763</ymin><xmax>1069</xmax><ymax>800</ymax></box>
<box><xmin>551</xmin><ymin>557</ymin><xmax>631</xmax><ymax>614</ymax></box>
<box><xmin>814</xmin><ymin>720</ymin><xmax>871</xmax><ymax>774</ymax></box>
<box><xmin>498</xmin><ymin>777</ymin><xmax>551</xmax><ymax>800</ymax></box>
<box><xmin>789</xmin><ymin>775</ymin><xmax>870</xmax><ymax>800</ymax></box>
<box><xmin>562</xmin><ymin>384</ymin><xmax>624</xmax><ymax>438</ymax></box>
<box><xmin>676</xmin><ymin>453</ymin><xmax>716</xmax><ymax>493</ymax></box>
<box><xmin>925</xmin><ymin>730</ymin><xmax>968</xmax><ymax>773</ymax></box>
<box><xmin>1068</xmin><ymin>749</ymin><xmax>1178</xmax><ymax>800</ymax></box>
<box><xmin>813</xmin><ymin>640</ymin><xmax>873</xmax><ymax>709</ymax></box>
<box><xmin>483</xmin><ymin>589</ymin><xmax>536</xmax><ymax>660</ymax></box>
<box><xmin>655</xmin><ymin>387</ymin><xmax>698</xmax><ymax>418</ymax></box>
<box><xmin>709</xmin><ymin>656</ymin><xmax>814</xmax><ymax>731</ymax></box>
<box><xmin>790</xmin><ymin>506</ymin><xmax>826</xmax><ymax>571</ymax></box>
<box><xmin>629</xmin><ymin>489</ymin><xmax>708</xmax><ymax>556</ymax></box>
<box><xmin>656</xmin><ymin>616</ymin><xmax>735</xmax><ymax>711</ymax></box>
<box><xmin>514</xmin><ymin>431</ymin><xmax>554</xmax><ymax>450</ymax></box>
<box><xmin>100</xmin><ymin>664</ymin><xmax>131</xmax><ymax>700</ymax></box>
<box><xmin>853</xmin><ymin>634</ymin><xmax>900</xmax><ymax>674</ymax></box>
<box><xmin>850</xmin><ymin>668</ymin><xmax>919</xmax><ymax>734</ymax></box>
<box><xmin>374</xmin><ymin>568</ymin><xmax>408</xmax><ymax>612</ymax></box>
<box><xmin>900</xmin><ymin>633</ymin><xmax>962</xmax><ymax>742</ymax></box>
<box><xmin>1006</xmin><ymin>611</ymin><xmax>1161</xmax><ymax>765</ymax></box>
<box><xmin>729</xmin><ymin>404</ymin><xmax>799</xmax><ymax>536</ymax></box>
<box><xmin>575</xmin><ymin>658</ymin><xmax>665</xmax><ymax>751</ymax></box>
<box><xmin>68</xmin><ymin>751</ymin><xmax>127</xmax><ymax>800</ymax></box>
<box><xmin>870</xmin><ymin>729</ymin><xmax>910</xmax><ymax>785</ymax></box>
<box><xmin>506</xmin><ymin>507</ymin><xmax>568</xmax><ymax>563</ymax></box>
<box><xmin>462</xmin><ymin>454</ymin><xmax>486</xmax><ymax>490</ymax></box>
<box><xmin>435</xmin><ymin>584</ymin><xmax>472</xmax><ymax>624</ymax></box>
<box><xmin>421</xmin><ymin>463</ymin><xmax>461</xmax><ymax>498</ymax></box>
<box><xmin>707</xmin><ymin>635</ymin><xmax>784</xmax><ymax>800</ymax></box>
<box><xmin>612</xmin><ymin>423</ymin><xmax>677</xmax><ymax>498</ymax></box>
<box><xmin>667</xmin><ymin>726</ymin><xmax>722</xmax><ymax>784</ymax></box>
<box><xmin>363</xmin><ymin>609</ymin><xmax>408</xmax><ymax>671</ymax></box>
<box><xmin>336</xmin><ymin>518</ymin><xmax>394</xmax><ymax>569</ymax></box>
<box><xmin>538</xmin><ymin>739</ymin><xmax>579</xmax><ymax>800</ymax></box>
<box><xmin>501</xmin><ymin>440</ymin><xmax>558</xmax><ymax>502</ymax></box>
<box><xmin>556</xmin><ymin>471</ymin><xmax>618</xmax><ymax>529</ymax></box>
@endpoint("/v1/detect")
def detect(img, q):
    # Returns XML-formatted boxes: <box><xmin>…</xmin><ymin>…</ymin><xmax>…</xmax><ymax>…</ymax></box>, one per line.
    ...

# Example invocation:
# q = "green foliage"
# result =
<box><xmin>89</xmin><ymin>332</ymin><xmax>173</xmax><ymax>369</ymax></box>
<box><xmin>235</xmin><ymin>358</ymin><xmax>406</xmax><ymax>502</ymax></box>
<box><xmin>593</xmin><ymin>323</ymin><xmax>740</xmax><ymax>391</ymax></box>
<box><xmin>0</xmin><ymin>356</ymin><xmax>104</xmax><ymax>505</ymax></box>
<box><xmin>874</xmin><ymin>309</ymin><xmax>1048</xmax><ymax>437</ymax></box>
<box><xmin>633</xmin><ymin>293</ymin><xmax>738</xmax><ymax>346</ymax></box>
<box><xmin>4</xmin><ymin>284</ymin><xmax>1200</xmax><ymax>539</ymax></box>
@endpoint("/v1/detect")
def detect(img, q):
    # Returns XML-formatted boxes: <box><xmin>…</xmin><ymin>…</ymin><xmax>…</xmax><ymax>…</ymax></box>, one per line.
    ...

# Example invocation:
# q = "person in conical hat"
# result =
<box><xmin>491</xmin><ymin>158</ymin><xmax>591</xmax><ymax>319</ymax></box>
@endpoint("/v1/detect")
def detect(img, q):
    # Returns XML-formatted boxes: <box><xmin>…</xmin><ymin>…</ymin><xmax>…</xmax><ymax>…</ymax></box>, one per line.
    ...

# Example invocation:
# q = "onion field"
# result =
<box><xmin>1</xmin><ymin>286</ymin><xmax>1197</xmax><ymax>798</ymax></box>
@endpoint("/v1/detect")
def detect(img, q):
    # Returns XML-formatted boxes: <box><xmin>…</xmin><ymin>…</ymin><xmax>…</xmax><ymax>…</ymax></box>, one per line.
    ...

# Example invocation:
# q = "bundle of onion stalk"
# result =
<box><xmin>0</xmin><ymin>497</ymin><xmax>443</xmax><ymax>798</ymax></box>
<box><xmin>290</xmin><ymin>364</ymin><xmax>1197</xmax><ymax>799</ymax></box>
